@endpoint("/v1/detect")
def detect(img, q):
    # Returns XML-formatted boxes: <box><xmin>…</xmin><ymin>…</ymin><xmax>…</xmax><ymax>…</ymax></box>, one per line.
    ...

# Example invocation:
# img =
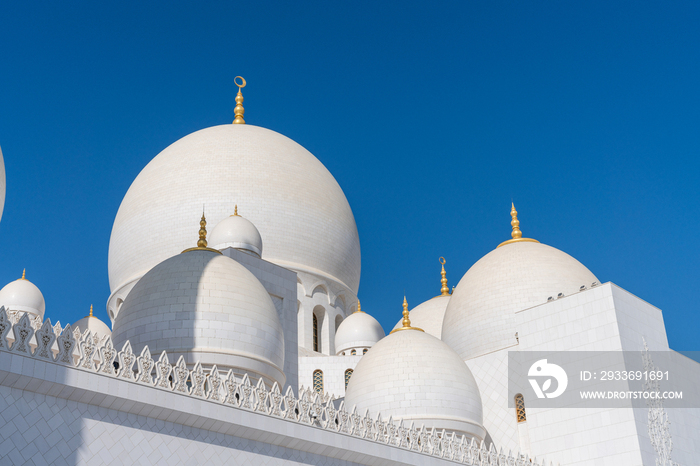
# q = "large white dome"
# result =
<box><xmin>392</xmin><ymin>295</ymin><xmax>449</xmax><ymax>339</ymax></box>
<box><xmin>334</xmin><ymin>309</ymin><xmax>385</xmax><ymax>354</ymax></box>
<box><xmin>442</xmin><ymin>241</ymin><xmax>598</xmax><ymax>361</ymax></box>
<box><xmin>112</xmin><ymin>249</ymin><xmax>286</xmax><ymax>386</ymax></box>
<box><xmin>344</xmin><ymin>328</ymin><xmax>485</xmax><ymax>440</ymax></box>
<box><xmin>108</xmin><ymin>124</ymin><xmax>360</xmax><ymax>317</ymax></box>
<box><xmin>0</xmin><ymin>272</ymin><xmax>45</xmax><ymax>319</ymax></box>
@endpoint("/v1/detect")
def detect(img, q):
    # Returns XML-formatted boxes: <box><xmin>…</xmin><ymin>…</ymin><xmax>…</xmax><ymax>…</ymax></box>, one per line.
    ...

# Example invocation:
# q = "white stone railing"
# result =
<box><xmin>0</xmin><ymin>307</ymin><xmax>557</xmax><ymax>466</ymax></box>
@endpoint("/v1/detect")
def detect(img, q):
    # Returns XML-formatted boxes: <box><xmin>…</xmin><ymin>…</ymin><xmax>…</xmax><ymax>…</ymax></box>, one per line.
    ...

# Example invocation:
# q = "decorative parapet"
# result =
<box><xmin>0</xmin><ymin>307</ymin><xmax>558</xmax><ymax>466</ymax></box>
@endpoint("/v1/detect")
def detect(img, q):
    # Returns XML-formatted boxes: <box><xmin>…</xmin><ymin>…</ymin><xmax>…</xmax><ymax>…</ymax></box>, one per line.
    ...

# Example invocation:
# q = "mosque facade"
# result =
<box><xmin>0</xmin><ymin>79</ymin><xmax>698</xmax><ymax>465</ymax></box>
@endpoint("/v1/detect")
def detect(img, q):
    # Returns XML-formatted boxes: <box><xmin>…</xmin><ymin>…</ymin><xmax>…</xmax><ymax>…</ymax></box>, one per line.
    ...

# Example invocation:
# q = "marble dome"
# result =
<box><xmin>345</xmin><ymin>325</ymin><xmax>485</xmax><ymax>440</ymax></box>
<box><xmin>0</xmin><ymin>271</ymin><xmax>45</xmax><ymax>318</ymax></box>
<box><xmin>392</xmin><ymin>295</ymin><xmax>449</xmax><ymax>339</ymax></box>
<box><xmin>334</xmin><ymin>307</ymin><xmax>385</xmax><ymax>355</ymax></box>
<box><xmin>210</xmin><ymin>210</ymin><xmax>263</xmax><ymax>256</ymax></box>
<box><xmin>108</xmin><ymin>123</ymin><xmax>361</xmax><ymax>318</ymax></box>
<box><xmin>112</xmin><ymin>248</ymin><xmax>286</xmax><ymax>387</ymax></box>
<box><xmin>442</xmin><ymin>240</ymin><xmax>598</xmax><ymax>361</ymax></box>
<box><xmin>73</xmin><ymin>306</ymin><xmax>112</xmax><ymax>340</ymax></box>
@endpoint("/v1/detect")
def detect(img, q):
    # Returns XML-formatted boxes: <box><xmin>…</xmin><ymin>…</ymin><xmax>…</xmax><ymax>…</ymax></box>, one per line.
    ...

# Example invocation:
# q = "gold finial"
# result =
<box><xmin>233</xmin><ymin>76</ymin><xmax>246</xmax><ymax>124</ymax></box>
<box><xmin>89</xmin><ymin>304</ymin><xmax>93</xmax><ymax>317</ymax></box>
<box><xmin>197</xmin><ymin>212</ymin><xmax>208</xmax><ymax>248</ymax></box>
<box><xmin>182</xmin><ymin>211</ymin><xmax>223</xmax><ymax>254</ymax></box>
<box><xmin>439</xmin><ymin>257</ymin><xmax>450</xmax><ymax>296</ymax></box>
<box><xmin>497</xmin><ymin>202</ymin><xmax>540</xmax><ymax>248</ymax></box>
<box><xmin>355</xmin><ymin>299</ymin><xmax>364</xmax><ymax>313</ymax></box>
<box><xmin>390</xmin><ymin>296</ymin><xmax>424</xmax><ymax>334</ymax></box>
<box><xmin>234</xmin><ymin>205</ymin><xmax>239</xmax><ymax>216</ymax></box>
<box><xmin>20</xmin><ymin>269</ymin><xmax>26</xmax><ymax>280</ymax></box>
<box><xmin>510</xmin><ymin>203</ymin><xmax>522</xmax><ymax>239</ymax></box>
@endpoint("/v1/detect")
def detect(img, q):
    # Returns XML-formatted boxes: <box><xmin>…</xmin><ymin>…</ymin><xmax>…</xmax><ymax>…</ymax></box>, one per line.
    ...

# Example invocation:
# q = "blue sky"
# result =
<box><xmin>1</xmin><ymin>1</ymin><xmax>698</xmax><ymax>351</ymax></box>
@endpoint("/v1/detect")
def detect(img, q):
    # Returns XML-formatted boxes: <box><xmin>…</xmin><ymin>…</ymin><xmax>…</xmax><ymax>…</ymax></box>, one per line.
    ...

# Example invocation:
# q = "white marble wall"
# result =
<box><xmin>467</xmin><ymin>282</ymin><xmax>699</xmax><ymax>465</ymax></box>
<box><xmin>299</xmin><ymin>352</ymin><xmax>363</xmax><ymax>398</ymax></box>
<box><xmin>297</xmin><ymin>270</ymin><xmax>357</xmax><ymax>356</ymax></box>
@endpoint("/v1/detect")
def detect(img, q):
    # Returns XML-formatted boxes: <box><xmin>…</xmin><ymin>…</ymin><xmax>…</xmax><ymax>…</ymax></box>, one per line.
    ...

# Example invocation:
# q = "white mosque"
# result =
<box><xmin>0</xmin><ymin>79</ymin><xmax>697</xmax><ymax>466</ymax></box>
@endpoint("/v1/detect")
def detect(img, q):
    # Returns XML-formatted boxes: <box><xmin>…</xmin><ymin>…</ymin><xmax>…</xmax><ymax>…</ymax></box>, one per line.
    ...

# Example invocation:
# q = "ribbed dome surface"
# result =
<box><xmin>442</xmin><ymin>241</ymin><xmax>598</xmax><ymax>360</ymax></box>
<box><xmin>344</xmin><ymin>329</ymin><xmax>485</xmax><ymax>440</ymax></box>
<box><xmin>108</xmin><ymin>124</ymin><xmax>361</xmax><ymax>318</ymax></box>
<box><xmin>112</xmin><ymin>249</ymin><xmax>285</xmax><ymax>386</ymax></box>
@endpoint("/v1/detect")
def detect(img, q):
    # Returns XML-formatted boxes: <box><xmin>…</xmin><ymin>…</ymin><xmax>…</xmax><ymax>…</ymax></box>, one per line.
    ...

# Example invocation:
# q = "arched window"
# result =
<box><xmin>350</xmin><ymin>349</ymin><xmax>356</xmax><ymax>355</ymax></box>
<box><xmin>515</xmin><ymin>393</ymin><xmax>526</xmax><ymax>423</ymax></box>
<box><xmin>345</xmin><ymin>369</ymin><xmax>353</xmax><ymax>389</ymax></box>
<box><xmin>363</xmin><ymin>348</ymin><xmax>368</xmax><ymax>355</ymax></box>
<box><xmin>313</xmin><ymin>370</ymin><xmax>324</xmax><ymax>394</ymax></box>
<box><xmin>313</xmin><ymin>314</ymin><xmax>319</xmax><ymax>352</ymax></box>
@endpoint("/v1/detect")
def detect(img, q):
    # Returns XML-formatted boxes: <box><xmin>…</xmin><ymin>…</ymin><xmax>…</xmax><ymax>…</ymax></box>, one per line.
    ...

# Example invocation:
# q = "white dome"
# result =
<box><xmin>112</xmin><ymin>249</ymin><xmax>286</xmax><ymax>386</ymax></box>
<box><xmin>442</xmin><ymin>241</ymin><xmax>599</xmax><ymax>360</ymax></box>
<box><xmin>0</xmin><ymin>272</ymin><xmax>45</xmax><ymax>318</ymax></box>
<box><xmin>392</xmin><ymin>295</ymin><xmax>449</xmax><ymax>339</ymax></box>
<box><xmin>0</xmin><ymin>146</ymin><xmax>5</xmax><ymax>224</ymax></box>
<box><xmin>108</xmin><ymin>124</ymin><xmax>361</xmax><ymax>318</ymax></box>
<box><xmin>345</xmin><ymin>328</ymin><xmax>485</xmax><ymax>440</ymax></box>
<box><xmin>335</xmin><ymin>310</ymin><xmax>385</xmax><ymax>354</ymax></box>
<box><xmin>73</xmin><ymin>313</ymin><xmax>112</xmax><ymax>340</ymax></box>
<box><xmin>210</xmin><ymin>212</ymin><xmax>263</xmax><ymax>256</ymax></box>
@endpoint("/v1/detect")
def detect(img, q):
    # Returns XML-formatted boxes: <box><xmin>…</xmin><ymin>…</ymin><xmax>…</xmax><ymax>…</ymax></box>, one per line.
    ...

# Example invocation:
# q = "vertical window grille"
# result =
<box><xmin>313</xmin><ymin>314</ymin><xmax>318</xmax><ymax>352</ymax></box>
<box><xmin>350</xmin><ymin>349</ymin><xmax>356</xmax><ymax>355</ymax></box>
<box><xmin>313</xmin><ymin>370</ymin><xmax>324</xmax><ymax>394</ymax></box>
<box><xmin>345</xmin><ymin>369</ymin><xmax>353</xmax><ymax>389</ymax></box>
<box><xmin>515</xmin><ymin>394</ymin><xmax>526</xmax><ymax>423</ymax></box>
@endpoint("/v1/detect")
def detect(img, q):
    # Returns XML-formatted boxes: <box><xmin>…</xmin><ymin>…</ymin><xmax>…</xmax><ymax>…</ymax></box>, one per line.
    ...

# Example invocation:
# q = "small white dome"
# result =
<box><xmin>210</xmin><ymin>211</ymin><xmax>263</xmax><ymax>256</ymax></box>
<box><xmin>0</xmin><ymin>271</ymin><xmax>45</xmax><ymax>318</ymax></box>
<box><xmin>112</xmin><ymin>249</ymin><xmax>285</xmax><ymax>386</ymax></box>
<box><xmin>392</xmin><ymin>295</ymin><xmax>449</xmax><ymax>339</ymax></box>
<box><xmin>442</xmin><ymin>240</ymin><xmax>598</xmax><ymax>361</ymax></box>
<box><xmin>73</xmin><ymin>307</ymin><xmax>112</xmax><ymax>340</ymax></box>
<box><xmin>345</xmin><ymin>328</ymin><xmax>485</xmax><ymax>440</ymax></box>
<box><xmin>335</xmin><ymin>310</ymin><xmax>385</xmax><ymax>355</ymax></box>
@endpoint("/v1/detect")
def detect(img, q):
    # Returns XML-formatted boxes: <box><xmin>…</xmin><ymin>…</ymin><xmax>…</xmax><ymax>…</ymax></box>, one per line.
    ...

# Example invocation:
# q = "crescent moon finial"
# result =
<box><xmin>233</xmin><ymin>76</ymin><xmax>246</xmax><ymax>124</ymax></box>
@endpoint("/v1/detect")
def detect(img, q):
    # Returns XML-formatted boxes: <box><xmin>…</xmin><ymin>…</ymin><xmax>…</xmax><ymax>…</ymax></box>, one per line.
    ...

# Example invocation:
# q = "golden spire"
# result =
<box><xmin>497</xmin><ymin>202</ymin><xmax>540</xmax><ymax>248</ymax></box>
<box><xmin>439</xmin><ymin>257</ymin><xmax>450</xmax><ymax>296</ymax></box>
<box><xmin>89</xmin><ymin>304</ymin><xmax>93</xmax><ymax>317</ymax></box>
<box><xmin>510</xmin><ymin>203</ymin><xmax>522</xmax><ymax>239</ymax></box>
<box><xmin>355</xmin><ymin>299</ymin><xmax>364</xmax><ymax>313</ymax></box>
<box><xmin>234</xmin><ymin>205</ymin><xmax>239</xmax><ymax>216</ymax></box>
<box><xmin>197</xmin><ymin>212</ymin><xmax>208</xmax><ymax>248</ymax></box>
<box><xmin>20</xmin><ymin>269</ymin><xmax>26</xmax><ymax>280</ymax></box>
<box><xmin>182</xmin><ymin>211</ymin><xmax>223</xmax><ymax>254</ymax></box>
<box><xmin>389</xmin><ymin>296</ymin><xmax>424</xmax><ymax>334</ymax></box>
<box><xmin>233</xmin><ymin>76</ymin><xmax>246</xmax><ymax>124</ymax></box>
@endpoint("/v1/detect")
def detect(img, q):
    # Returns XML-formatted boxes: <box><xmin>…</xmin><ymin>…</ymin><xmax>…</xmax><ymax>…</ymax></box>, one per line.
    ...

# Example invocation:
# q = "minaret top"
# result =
<box><xmin>233</xmin><ymin>76</ymin><xmax>246</xmax><ymax>124</ymax></box>
<box><xmin>497</xmin><ymin>203</ymin><xmax>540</xmax><ymax>248</ymax></box>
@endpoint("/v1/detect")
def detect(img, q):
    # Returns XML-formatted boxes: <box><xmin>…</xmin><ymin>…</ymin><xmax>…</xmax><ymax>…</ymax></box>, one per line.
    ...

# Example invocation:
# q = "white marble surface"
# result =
<box><xmin>443</xmin><ymin>241</ymin><xmax>598</xmax><ymax>361</ymax></box>
<box><xmin>107</xmin><ymin>124</ymin><xmax>361</xmax><ymax>321</ymax></box>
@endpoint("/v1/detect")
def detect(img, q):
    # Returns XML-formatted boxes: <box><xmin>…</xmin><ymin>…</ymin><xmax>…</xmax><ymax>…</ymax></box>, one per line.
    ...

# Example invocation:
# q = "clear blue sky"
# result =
<box><xmin>1</xmin><ymin>2</ymin><xmax>698</xmax><ymax>352</ymax></box>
